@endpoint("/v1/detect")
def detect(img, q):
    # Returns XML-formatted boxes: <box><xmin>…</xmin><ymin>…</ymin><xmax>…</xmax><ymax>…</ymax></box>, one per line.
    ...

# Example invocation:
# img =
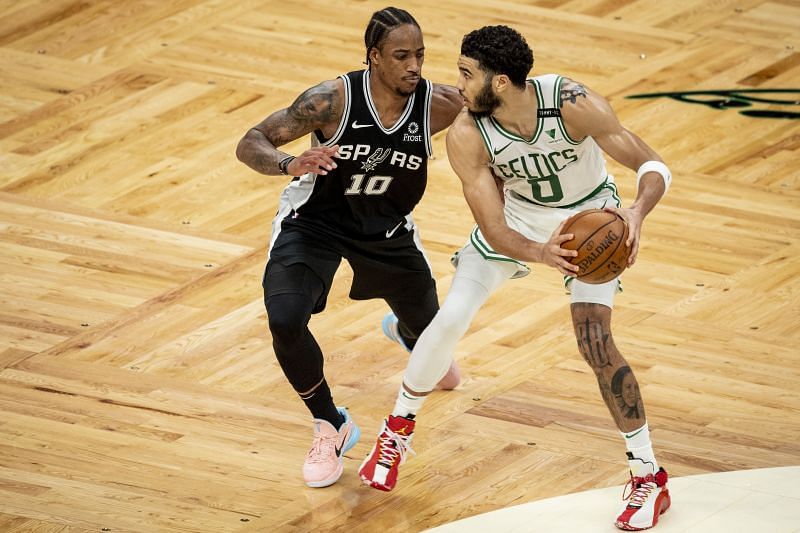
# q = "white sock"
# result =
<box><xmin>622</xmin><ymin>422</ymin><xmax>659</xmax><ymax>477</ymax></box>
<box><xmin>391</xmin><ymin>387</ymin><xmax>426</xmax><ymax>419</ymax></box>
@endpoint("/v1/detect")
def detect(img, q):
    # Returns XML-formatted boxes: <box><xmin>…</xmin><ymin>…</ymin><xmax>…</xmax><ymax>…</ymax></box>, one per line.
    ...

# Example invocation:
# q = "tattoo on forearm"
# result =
<box><xmin>559</xmin><ymin>82</ymin><xmax>588</xmax><ymax>108</ymax></box>
<box><xmin>252</xmin><ymin>149</ymin><xmax>280</xmax><ymax>175</ymax></box>
<box><xmin>241</xmin><ymin>82</ymin><xmax>339</xmax><ymax>175</ymax></box>
<box><xmin>576</xmin><ymin>317</ymin><xmax>612</xmax><ymax>369</ymax></box>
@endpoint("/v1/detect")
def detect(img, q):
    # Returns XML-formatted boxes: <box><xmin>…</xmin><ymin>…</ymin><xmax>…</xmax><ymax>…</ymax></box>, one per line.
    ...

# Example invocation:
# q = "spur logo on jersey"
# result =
<box><xmin>403</xmin><ymin>121</ymin><xmax>423</xmax><ymax>142</ymax></box>
<box><xmin>360</xmin><ymin>147</ymin><xmax>391</xmax><ymax>172</ymax></box>
<box><xmin>336</xmin><ymin>144</ymin><xmax>423</xmax><ymax>170</ymax></box>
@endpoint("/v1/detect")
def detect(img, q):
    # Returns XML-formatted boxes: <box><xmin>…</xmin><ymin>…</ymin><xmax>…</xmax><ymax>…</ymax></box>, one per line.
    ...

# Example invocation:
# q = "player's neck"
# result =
<box><xmin>368</xmin><ymin>70</ymin><xmax>412</xmax><ymax>127</ymax></box>
<box><xmin>492</xmin><ymin>83</ymin><xmax>538</xmax><ymax>139</ymax></box>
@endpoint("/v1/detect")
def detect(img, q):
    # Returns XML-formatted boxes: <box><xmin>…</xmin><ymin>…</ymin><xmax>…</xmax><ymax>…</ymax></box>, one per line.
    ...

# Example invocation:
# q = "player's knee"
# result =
<box><xmin>265</xmin><ymin>294</ymin><xmax>312</xmax><ymax>345</ymax></box>
<box><xmin>434</xmin><ymin>302</ymin><xmax>473</xmax><ymax>340</ymax></box>
<box><xmin>571</xmin><ymin>302</ymin><xmax>617</xmax><ymax>371</ymax></box>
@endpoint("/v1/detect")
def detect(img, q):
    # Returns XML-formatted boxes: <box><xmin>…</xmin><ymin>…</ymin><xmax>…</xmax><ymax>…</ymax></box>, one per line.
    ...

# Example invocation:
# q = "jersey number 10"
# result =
<box><xmin>344</xmin><ymin>174</ymin><xmax>394</xmax><ymax>195</ymax></box>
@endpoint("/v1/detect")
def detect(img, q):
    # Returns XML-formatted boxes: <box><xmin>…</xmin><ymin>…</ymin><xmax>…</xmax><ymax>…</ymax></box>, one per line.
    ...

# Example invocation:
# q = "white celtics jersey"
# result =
<box><xmin>474</xmin><ymin>74</ymin><xmax>609</xmax><ymax>208</ymax></box>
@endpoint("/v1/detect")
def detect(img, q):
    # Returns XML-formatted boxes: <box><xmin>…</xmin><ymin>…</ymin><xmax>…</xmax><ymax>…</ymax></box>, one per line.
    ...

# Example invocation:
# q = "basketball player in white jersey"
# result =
<box><xmin>360</xmin><ymin>25</ymin><xmax>672</xmax><ymax>531</ymax></box>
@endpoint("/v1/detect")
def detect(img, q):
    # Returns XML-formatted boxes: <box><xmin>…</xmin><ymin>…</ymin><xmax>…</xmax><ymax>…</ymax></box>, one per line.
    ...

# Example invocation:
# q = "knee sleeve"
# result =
<box><xmin>265</xmin><ymin>292</ymin><xmax>324</xmax><ymax>393</ymax></box>
<box><xmin>266</xmin><ymin>293</ymin><xmax>313</xmax><ymax>346</ymax></box>
<box><xmin>403</xmin><ymin>276</ymin><xmax>494</xmax><ymax>391</ymax></box>
<box><xmin>569</xmin><ymin>277</ymin><xmax>620</xmax><ymax>309</ymax></box>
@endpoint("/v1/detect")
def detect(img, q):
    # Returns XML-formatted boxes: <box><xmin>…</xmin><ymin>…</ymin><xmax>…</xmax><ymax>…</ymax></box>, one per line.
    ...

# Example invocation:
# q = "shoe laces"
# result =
<box><xmin>377</xmin><ymin>426</ymin><xmax>416</xmax><ymax>466</ymax></box>
<box><xmin>622</xmin><ymin>473</ymin><xmax>657</xmax><ymax>508</ymax></box>
<box><xmin>307</xmin><ymin>432</ymin><xmax>338</xmax><ymax>464</ymax></box>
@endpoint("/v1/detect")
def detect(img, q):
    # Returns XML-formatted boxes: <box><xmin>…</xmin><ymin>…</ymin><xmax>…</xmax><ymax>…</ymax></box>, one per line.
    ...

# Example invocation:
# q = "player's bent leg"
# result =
<box><xmin>264</xmin><ymin>261</ymin><xmax>360</xmax><ymax>487</ymax></box>
<box><xmin>569</xmin><ymin>299</ymin><xmax>670</xmax><ymax>530</ymax></box>
<box><xmin>360</xmin><ymin>248</ymin><xmax>516</xmax><ymax>491</ymax></box>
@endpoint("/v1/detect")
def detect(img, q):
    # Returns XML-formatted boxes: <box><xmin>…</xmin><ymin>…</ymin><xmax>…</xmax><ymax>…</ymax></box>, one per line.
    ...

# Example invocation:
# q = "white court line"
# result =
<box><xmin>424</xmin><ymin>466</ymin><xmax>800</xmax><ymax>533</ymax></box>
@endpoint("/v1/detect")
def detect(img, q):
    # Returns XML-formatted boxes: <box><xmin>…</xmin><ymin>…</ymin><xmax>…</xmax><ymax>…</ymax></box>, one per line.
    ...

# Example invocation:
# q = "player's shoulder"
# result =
<box><xmin>446</xmin><ymin>108</ymin><xmax>484</xmax><ymax>147</ymax></box>
<box><xmin>557</xmin><ymin>76</ymin><xmax>610</xmax><ymax>113</ymax></box>
<box><xmin>289</xmin><ymin>77</ymin><xmax>346</xmax><ymax>127</ymax></box>
<box><xmin>558</xmin><ymin>76</ymin><xmax>617</xmax><ymax>128</ymax></box>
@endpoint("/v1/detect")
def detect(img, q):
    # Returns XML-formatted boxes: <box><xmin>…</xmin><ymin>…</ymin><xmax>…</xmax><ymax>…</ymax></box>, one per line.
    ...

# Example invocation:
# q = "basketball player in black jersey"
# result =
<box><xmin>236</xmin><ymin>7</ymin><xmax>462</xmax><ymax>488</ymax></box>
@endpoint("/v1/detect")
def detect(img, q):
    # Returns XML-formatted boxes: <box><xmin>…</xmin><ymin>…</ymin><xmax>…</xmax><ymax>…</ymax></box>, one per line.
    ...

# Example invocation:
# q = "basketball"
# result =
<box><xmin>560</xmin><ymin>209</ymin><xmax>630</xmax><ymax>284</ymax></box>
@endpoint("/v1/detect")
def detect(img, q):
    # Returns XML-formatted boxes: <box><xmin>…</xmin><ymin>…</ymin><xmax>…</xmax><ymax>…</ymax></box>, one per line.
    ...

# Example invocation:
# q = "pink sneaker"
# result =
<box><xmin>381</xmin><ymin>312</ymin><xmax>461</xmax><ymax>389</ymax></box>
<box><xmin>615</xmin><ymin>467</ymin><xmax>671</xmax><ymax>530</ymax></box>
<box><xmin>302</xmin><ymin>407</ymin><xmax>360</xmax><ymax>488</ymax></box>
<box><xmin>358</xmin><ymin>415</ymin><xmax>416</xmax><ymax>491</ymax></box>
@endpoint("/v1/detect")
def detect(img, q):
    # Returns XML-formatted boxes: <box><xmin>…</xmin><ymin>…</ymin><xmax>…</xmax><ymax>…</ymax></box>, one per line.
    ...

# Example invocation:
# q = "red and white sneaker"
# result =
<box><xmin>358</xmin><ymin>415</ymin><xmax>416</xmax><ymax>491</ymax></box>
<box><xmin>302</xmin><ymin>407</ymin><xmax>360</xmax><ymax>488</ymax></box>
<box><xmin>615</xmin><ymin>467</ymin><xmax>671</xmax><ymax>530</ymax></box>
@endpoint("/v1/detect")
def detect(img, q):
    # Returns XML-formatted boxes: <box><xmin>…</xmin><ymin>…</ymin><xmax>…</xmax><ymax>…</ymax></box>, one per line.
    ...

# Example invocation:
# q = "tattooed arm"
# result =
<box><xmin>235</xmin><ymin>79</ymin><xmax>343</xmax><ymax>176</ymax></box>
<box><xmin>559</xmin><ymin>78</ymin><xmax>667</xmax><ymax>266</ymax></box>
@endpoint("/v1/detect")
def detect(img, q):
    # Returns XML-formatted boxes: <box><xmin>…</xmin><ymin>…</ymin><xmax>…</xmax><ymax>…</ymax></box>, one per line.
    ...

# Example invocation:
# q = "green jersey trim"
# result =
<box><xmin>488</xmin><ymin>79</ymin><xmax>543</xmax><ymax>143</ymax></box>
<box><xmin>473</xmin><ymin>115</ymin><xmax>496</xmax><ymax>163</ymax></box>
<box><xmin>470</xmin><ymin>226</ymin><xmax>530</xmax><ymax>269</ymax></box>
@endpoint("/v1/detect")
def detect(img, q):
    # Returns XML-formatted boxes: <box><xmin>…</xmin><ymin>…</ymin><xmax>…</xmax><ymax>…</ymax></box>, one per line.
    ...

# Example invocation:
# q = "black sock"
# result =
<box><xmin>300</xmin><ymin>379</ymin><xmax>344</xmax><ymax>429</ymax></box>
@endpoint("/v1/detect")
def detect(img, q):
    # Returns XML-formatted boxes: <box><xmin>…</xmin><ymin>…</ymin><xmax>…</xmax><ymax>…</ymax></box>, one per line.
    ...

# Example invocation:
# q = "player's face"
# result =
<box><xmin>456</xmin><ymin>56</ymin><xmax>501</xmax><ymax>118</ymax></box>
<box><xmin>371</xmin><ymin>24</ymin><xmax>424</xmax><ymax>97</ymax></box>
<box><xmin>621</xmin><ymin>372</ymin><xmax>639</xmax><ymax>408</ymax></box>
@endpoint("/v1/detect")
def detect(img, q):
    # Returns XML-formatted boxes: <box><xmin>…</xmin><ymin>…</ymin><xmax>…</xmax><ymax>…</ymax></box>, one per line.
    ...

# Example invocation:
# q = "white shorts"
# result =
<box><xmin>451</xmin><ymin>177</ymin><xmax>623</xmax><ymax>308</ymax></box>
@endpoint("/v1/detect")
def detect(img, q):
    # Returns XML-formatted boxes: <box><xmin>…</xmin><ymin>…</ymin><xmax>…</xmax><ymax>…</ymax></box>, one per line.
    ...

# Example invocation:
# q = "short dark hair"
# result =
<box><xmin>461</xmin><ymin>25</ymin><xmax>533</xmax><ymax>88</ymax></box>
<box><xmin>364</xmin><ymin>7</ymin><xmax>420</xmax><ymax>66</ymax></box>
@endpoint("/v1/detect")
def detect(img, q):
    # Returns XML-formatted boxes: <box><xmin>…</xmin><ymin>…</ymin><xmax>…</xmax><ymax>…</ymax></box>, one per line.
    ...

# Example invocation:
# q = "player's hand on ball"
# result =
<box><xmin>287</xmin><ymin>145</ymin><xmax>340</xmax><ymax>176</ymax></box>
<box><xmin>603</xmin><ymin>206</ymin><xmax>642</xmax><ymax>266</ymax></box>
<box><xmin>542</xmin><ymin>219</ymin><xmax>579</xmax><ymax>276</ymax></box>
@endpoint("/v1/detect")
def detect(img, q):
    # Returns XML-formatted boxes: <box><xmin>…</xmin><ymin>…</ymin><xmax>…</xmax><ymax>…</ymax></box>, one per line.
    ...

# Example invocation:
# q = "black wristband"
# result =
<box><xmin>278</xmin><ymin>155</ymin><xmax>295</xmax><ymax>175</ymax></box>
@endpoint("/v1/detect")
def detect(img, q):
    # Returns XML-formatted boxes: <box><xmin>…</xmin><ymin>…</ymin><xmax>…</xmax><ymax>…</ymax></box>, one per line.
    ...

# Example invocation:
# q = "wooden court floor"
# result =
<box><xmin>1</xmin><ymin>1</ymin><xmax>799</xmax><ymax>531</ymax></box>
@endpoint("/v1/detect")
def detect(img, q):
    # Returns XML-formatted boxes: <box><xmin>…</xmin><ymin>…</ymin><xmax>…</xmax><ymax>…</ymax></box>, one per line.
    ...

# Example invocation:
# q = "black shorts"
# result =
<box><xmin>264</xmin><ymin>219</ymin><xmax>436</xmax><ymax>314</ymax></box>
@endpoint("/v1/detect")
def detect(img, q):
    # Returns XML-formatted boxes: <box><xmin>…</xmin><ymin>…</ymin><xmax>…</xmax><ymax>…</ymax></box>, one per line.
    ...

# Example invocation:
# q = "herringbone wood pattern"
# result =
<box><xmin>1</xmin><ymin>1</ymin><xmax>799</xmax><ymax>531</ymax></box>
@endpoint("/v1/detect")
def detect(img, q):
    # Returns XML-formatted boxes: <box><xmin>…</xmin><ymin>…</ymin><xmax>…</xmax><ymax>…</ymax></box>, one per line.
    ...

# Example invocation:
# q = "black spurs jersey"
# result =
<box><xmin>285</xmin><ymin>69</ymin><xmax>433</xmax><ymax>237</ymax></box>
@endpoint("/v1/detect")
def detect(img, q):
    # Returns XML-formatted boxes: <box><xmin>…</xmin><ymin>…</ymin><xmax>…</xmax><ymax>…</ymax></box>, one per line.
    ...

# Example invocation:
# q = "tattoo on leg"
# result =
<box><xmin>611</xmin><ymin>366</ymin><xmax>643</xmax><ymax>420</ymax></box>
<box><xmin>598</xmin><ymin>379</ymin><xmax>626</xmax><ymax>429</ymax></box>
<box><xmin>576</xmin><ymin>317</ymin><xmax>612</xmax><ymax>369</ymax></box>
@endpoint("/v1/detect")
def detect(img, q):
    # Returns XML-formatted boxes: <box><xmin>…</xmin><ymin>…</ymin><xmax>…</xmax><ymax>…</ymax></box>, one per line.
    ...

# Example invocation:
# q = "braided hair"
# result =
<box><xmin>364</xmin><ymin>7</ymin><xmax>419</xmax><ymax>66</ymax></box>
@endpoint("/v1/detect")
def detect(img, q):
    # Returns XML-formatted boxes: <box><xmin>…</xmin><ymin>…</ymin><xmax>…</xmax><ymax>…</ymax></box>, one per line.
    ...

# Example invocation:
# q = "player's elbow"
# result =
<box><xmin>235</xmin><ymin>129</ymin><xmax>260</xmax><ymax>163</ymax></box>
<box><xmin>235</xmin><ymin>137</ymin><xmax>248</xmax><ymax>163</ymax></box>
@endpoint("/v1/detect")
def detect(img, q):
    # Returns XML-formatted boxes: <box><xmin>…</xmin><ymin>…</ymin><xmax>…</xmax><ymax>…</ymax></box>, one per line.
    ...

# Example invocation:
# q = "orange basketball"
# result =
<box><xmin>560</xmin><ymin>209</ymin><xmax>630</xmax><ymax>284</ymax></box>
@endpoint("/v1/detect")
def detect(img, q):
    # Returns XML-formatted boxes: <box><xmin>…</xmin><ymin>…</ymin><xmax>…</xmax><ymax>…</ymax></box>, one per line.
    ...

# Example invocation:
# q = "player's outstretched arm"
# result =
<box><xmin>559</xmin><ymin>79</ymin><xmax>671</xmax><ymax>266</ymax></box>
<box><xmin>446</xmin><ymin>111</ymin><xmax>578</xmax><ymax>275</ymax></box>
<box><xmin>236</xmin><ymin>80</ymin><xmax>342</xmax><ymax>176</ymax></box>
